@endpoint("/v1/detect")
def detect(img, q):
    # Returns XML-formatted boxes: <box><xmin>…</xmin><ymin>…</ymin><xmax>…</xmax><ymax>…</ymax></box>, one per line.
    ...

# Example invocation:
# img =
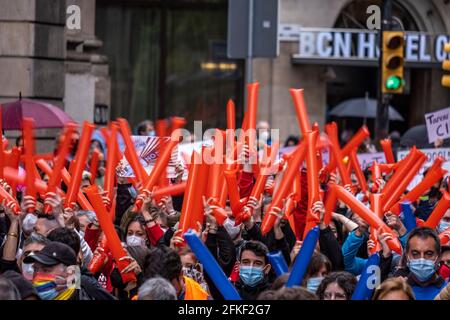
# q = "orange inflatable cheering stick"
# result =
<box><xmin>261</xmin><ymin>140</ymin><xmax>307</xmax><ymax>236</ymax></box>
<box><xmin>331</xmin><ymin>184</ymin><xmax>402</xmax><ymax>254</ymax></box>
<box><xmin>117</xmin><ymin>118</ymin><xmax>147</xmax><ymax>184</ymax></box>
<box><xmin>84</xmin><ymin>185</ymin><xmax>136</xmax><ymax>283</ymax></box>
<box><xmin>44</xmin><ymin>122</ymin><xmax>78</xmax><ymax>214</ymax></box>
<box><xmin>290</xmin><ymin>89</ymin><xmax>311</xmax><ymax>135</ymax></box>
<box><xmin>65</xmin><ymin>121</ymin><xmax>95</xmax><ymax>209</ymax></box>
<box><xmin>22</xmin><ymin>118</ymin><xmax>37</xmax><ymax>213</ymax></box>
<box><xmin>380</xmin><ymin>139</ymin><xmax>395</xmax><ymax>164</ymax></box>
<box><xmin>325</xmin><ymin>122</ymin><xmax>352</xmax><ymax>186</ymax></box>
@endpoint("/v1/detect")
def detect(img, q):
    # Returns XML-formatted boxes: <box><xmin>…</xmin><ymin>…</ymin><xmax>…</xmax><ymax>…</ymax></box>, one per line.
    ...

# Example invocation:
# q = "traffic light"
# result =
<box><xmin>442</xmin><ymin>43</ymin><xmax>450</xmax><ymax>88</ymax></box>
<box><xmin>381</xmin><ymin>31</ymin><xmax>405</xmax><ymax>94</ymax></box>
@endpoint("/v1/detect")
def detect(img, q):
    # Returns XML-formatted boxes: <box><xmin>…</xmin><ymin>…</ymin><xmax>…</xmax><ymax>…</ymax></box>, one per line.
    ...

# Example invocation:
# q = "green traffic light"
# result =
<box><xmin>386</xmin><ymin>75</ymin><xmax>403</xmax><ymax>90</ymax></box>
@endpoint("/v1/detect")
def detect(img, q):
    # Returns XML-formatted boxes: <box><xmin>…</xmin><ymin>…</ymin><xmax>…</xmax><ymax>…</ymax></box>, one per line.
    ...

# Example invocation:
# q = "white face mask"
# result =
<box><xmin>22</xmin><ymin>262</ymin><xmax>34</xmax><ymax>281</ymax></box>
<box><xmin>22</xmin><ymin>213</ymin><xmax>37</xmax><ymax>233</ymax></box>
<box><xmin>126</xmin><ymin>235</ymin><xmax>146</xmax><ymax>247</ymax></box>
<box><xmin>438</xmin><ymin>220</ymin><xmax>450</xmax><ymax>234</ymax></box>
<box><xmin>223</xmin><ymin>218</ymin><xmax>242</xmax><ymax>240</ymax></box>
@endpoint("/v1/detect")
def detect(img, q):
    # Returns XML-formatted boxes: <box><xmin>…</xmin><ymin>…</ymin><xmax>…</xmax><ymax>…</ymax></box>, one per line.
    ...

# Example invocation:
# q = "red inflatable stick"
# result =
<box><xmin>331</xmin><ymin>184</ymin><xmax>402</xmax><ymax>254</ymax></box>
<box><xmin>371</xmin><ymin>161</ymin><xmax>381</xmax><ymax>193</ymax></box>
<box><xmin>323</xmin><ymin>185</ymin><xmax>337</xmax><ymax>226</ymax></box>
<box><xmin>4</xmin><ymin>167</ymin><xmax>63</xmax><ymax>198</ymax></box>
<box><xmin>155</xmin><ymin>119</ymin><xmax>168</xmax><ymax>138</ymax></box>
<box><xmin>305</xmin><ymin>131</ymin><xmax>320</xmax><ymax>206</ymax></box>
<box><xmin>227</xmin><ymin>99</ymin><xmax>236</xmax><ymax>130</ymax></box>
<box><xmin>349</xmin><ymin>149</ymin><xmax>368</xmax><ymax>193</ymax></box>
<box><xmin>371</xmin><ymin>193</ymin><xmax>383</xmax><ymax>219</ymax></box>
<box><xmin>44</xmin><ymin>122</ymin><xmax>77</xmax><ymax>213</ymax></box>
<box><xmin>88</xmin><ymin>234</ymin><xmax>108</xmax><ymax>274</ymax></box>
<box><xmin>0</xmin><ymin>108</ymin><xmax>3</xmax><ymax>179</ymax></box>
<box><xmin>168</xmin><ymin>117</ymin><xmax>187</xmax><ymax>135</ymax></box>
<box><xmin>424</xmin><ymin>191</ymin><xmax>450</xmax><ymax>229</ymax></box>
<box><xmin>89</xmin><ymin>148</ymin><xmax>100</xmax><ymax>184</ymax></box>
<box><xmin>178</xmin><ymin>152</ymin><xmax>203</xmax><ymax>239</ymax></box>
<box><xmin>22</xmin><ymin>118</ymin><xmax>37</xmax><ymax>213</ymax></box>
<box><xmin>104</xmin><ymin>122</ymin><xmax>119</xmax><ymax>205</ymax></box>
<box><xmin>117</xmin><ymin>118</ymin><xmax>147</xmax><ymax>184</ymax></box>
<box><xmin>380</xmin><ymin>139</ymin><xmax>395</xmax><ymax>164</ymax></box>
<box><xmin>152</xmin><ymin>183</ymin><xmax>186</xmax><ymax>199</ymax></box>
<box><xmin>440</xmin><ymin>227</ymin><xmax>450</xmax><ymax>245</ymax></box>
<box><xmin>381</xmin><ymin>147</ymin><xmax>422</xmax><ymax>201</ymax></box>
<box><xmin>134</xmin><ymin>137</ymin><xmax>180</xmax><ymax>211</ymax></box>
<box><xmin>325</xmin><ymin>122</ymin><xmax>351</xmax><ymax>186</ymax></box>
<box><xmin>0</xmin><ymin>185</ymin><xmax>20</xmax><ymax>215</ymax></box>
<box><xmin>390</xmin><ymin>164</ymin><xmax>447</xmax><ymax>214</ymax></box>
<box><xmin>36</xmin><ymin>159</ymin><xmax>93</xmax><ymax>211</ymax></box>
<box><xmin>84</xmin><ymin>185</ymin><xmax>136</xmax><ymax>283</ymax></box>
<box><xmin>261</xmin><ymin>140</ymin><xmax>307</xmax><ymax>235</ymax></box>
<box><xmin>368</xmin><ymin>227</ymin><xmax>381</xmax><ymax>255</ymax></box>
<box><xmin>224</xmin><ymin>169</ymin><xmax>246</xmax><ymax>216</ymax></box>
<box><xmin>382</xmin><ymin>152</ymin><xmax>427</xmax><ymax>213</ymax></box>
<box><xmin>290</xmin><ymin>89</ymin><xmax>311</xmax><ymax>135</ymax></box>
<box><xmin>325</xmin><ymin>125</ymin><xmax>370</xmax><ymax>173</ymax></box>
<box><xmin>65</xmin><ymin>121</ymin><xmax>95</xmax><ymax>209</ymax></box>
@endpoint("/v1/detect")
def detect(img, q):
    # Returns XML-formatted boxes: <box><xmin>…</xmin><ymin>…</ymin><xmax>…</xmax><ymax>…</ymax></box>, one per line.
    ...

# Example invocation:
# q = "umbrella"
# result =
<box><xmin>329</xmin><ymin>97</ymin><xmax>404</xmax><ymax>121</ymax></box>
<box><xmin>1</xmin><ymin>99</ymin><xmax>74</xmax><ymax>130</ymax></box>
<box><xmin>400</xmin><ymin>124</ymin><xmax>450</xmax><ymax>149</ymax></box>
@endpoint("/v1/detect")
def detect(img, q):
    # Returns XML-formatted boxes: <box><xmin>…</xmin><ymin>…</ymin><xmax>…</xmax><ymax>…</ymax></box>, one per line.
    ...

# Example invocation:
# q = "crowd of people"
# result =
<box><xmin>0</xmin><ymin>114</ymin><xmax>449</xmax><ymax>302</ymax></box>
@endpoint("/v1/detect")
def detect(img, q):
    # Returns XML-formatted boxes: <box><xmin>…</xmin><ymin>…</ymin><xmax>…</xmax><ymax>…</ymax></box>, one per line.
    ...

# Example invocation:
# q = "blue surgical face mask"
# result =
<box><xmin>306</xmin><ymin>276</ymin><xmax>324</xmax><ymax>293</ymax></box>
<box><xmin>239</xmin><ymin>266</ymin><xmax>264</xmax><ymax>287</ymax></box>
<box><xmin>146</xmin><ymin>131</ymin><xmax>155</xmax><ymax>136</ymax></box>
<box><xmin>407</xmin><ymin>258</ymin><xmax>437</xmax><ymax>282</ymax></box>
<box><xmin>438</xmin><ymin>220</ymin><xmax>450</xmax><ymax>234</ymax></box>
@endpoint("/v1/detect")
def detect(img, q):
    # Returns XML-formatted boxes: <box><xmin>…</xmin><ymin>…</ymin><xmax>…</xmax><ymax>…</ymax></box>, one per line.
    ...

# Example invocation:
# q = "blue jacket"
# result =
<box><xmin>342</xmin><ymin>231</ymin><xmax>366</xmax><ymax>275</ymax></box>
<box><xmin>411</xmin><ymin>280</ymin><xmax>448</xmax><ymax>300</ymax></box>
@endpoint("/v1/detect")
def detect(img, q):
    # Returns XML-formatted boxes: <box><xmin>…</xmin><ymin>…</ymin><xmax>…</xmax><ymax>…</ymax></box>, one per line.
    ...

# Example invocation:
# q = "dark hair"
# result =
<box><xmin>305</xmin><ymin>253</ymin><xmax>332</xmax><ymax>280</ymax></box>
<box><xmin>137</xmin><ymin>120</ymin><xmax>153</xmax><ymax>135</ymax></box>
<box><xmin>270</xmin><ymin>273</ymin><xmax>289</xmax><ymax>290</ymax></box>
<box><xmin>405</xmin><ymin>227</ymin><xmax>441</xmax><ymax>256</ymax></box>
<box><xmin>239</xmin><ymin>241</ymin><xmax>269</xmax><ymax>264</ymax></box>
<box><xmin>143</xmin><ymin>245</ymin><xmax>182</xmax><ymax>282</ymax></box>
<box><xmin>257</xmin><ymin>290</ymin><xmax>277</xmax><ymax>300</ymax></box>
<box><xmin>124</xmin><ymin>215</ymin><xmax>148</xmax><ymax>242</ymax></box>
<box><xmin>316</xmin><ymin>271</ymin><xmax>357</xmax><ymax>300</ymax></box>
<box><xmin>23</xmin><ymin>232</ymin><xmax>50</xmax><ymax>247</ymax></box>
<box><xmin>126</xmin><ymin>245</ymin><xmax>152</xmax><ymax>270</ymax></box>
<box><xmin>0</xmin><ymin>277</ymin><xmax>21</xmax><ymax>300</ymax></box>
<box><xmin>284</xmin><ymin>135</ymin><xmax>299</xmax><ymax>147</ymax></box>
<box><xmin>47</xmin><ymin>227</ymin><xmax>81</xmax><ymax>256</ymax></box>
<box><xmin>275</xmin><ymin>286</ymin><xmax>318</xmax><ymax>300</ymax></box>
<box><xmin>441</xmin><ymin>245</ymin><xmax>450</xmax><ymax>255</ymax></box>
<box><xmin>126</xmin><ymin>215</ymin><xmax>147</xmax><ymax>232</ymax></box>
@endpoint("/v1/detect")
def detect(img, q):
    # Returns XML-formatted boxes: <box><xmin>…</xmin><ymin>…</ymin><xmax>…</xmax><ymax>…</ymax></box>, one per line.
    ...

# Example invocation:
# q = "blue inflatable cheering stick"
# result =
<box><xmin>184</xmin><ymin>229</ymin><xmax>241</xmax><ymax>300</ymax></box>
<box><xmin>351</xmin><ymin>252</ymin><xmax>381</xmax><ymax>300</ymax></box>
<box><xmin>267</xmin><ymin>251</ymin><xmax>289</xmax><ymax>277</ymax></box>
<box><xmin>401</xmin><ymin>201</ymin><xmax>416</xmax><ymax>233</ymax></box>
<box><xmin>285</xmin><ymin>226</ymin><xmax>320</xmax><ymax>287</ymax></box>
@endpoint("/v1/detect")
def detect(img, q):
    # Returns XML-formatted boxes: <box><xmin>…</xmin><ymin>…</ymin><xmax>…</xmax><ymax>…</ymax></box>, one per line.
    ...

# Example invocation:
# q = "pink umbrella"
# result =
<box><xmin>1</xmin><ymin>99</ymin><xmax>74</xmax><ymax>130</ymax></box>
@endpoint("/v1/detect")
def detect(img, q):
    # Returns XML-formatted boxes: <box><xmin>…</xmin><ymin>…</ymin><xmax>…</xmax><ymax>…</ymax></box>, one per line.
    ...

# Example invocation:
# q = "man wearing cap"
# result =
<box><xmin>24</xmin><ymin>241</ymin><xmax>90</xmax><ymax>300</ymax></box>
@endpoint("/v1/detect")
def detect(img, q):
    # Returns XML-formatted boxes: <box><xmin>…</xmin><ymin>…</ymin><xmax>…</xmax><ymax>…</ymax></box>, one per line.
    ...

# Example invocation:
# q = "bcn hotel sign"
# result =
<box><xmin>279</xmin><ymin>25</ymin><xmax>450</xmax><ymax>67</ymax></box>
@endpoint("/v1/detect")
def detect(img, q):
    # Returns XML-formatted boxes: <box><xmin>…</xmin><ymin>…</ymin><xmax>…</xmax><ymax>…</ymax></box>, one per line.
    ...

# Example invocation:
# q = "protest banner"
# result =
<box><xmin>119</xmin><ymin>136</ymin><xmax>180</xmax><ymax>178</ymax></box>
<box><xmin>425</xmin><ymin>106</ymin><xmax>450</xmax><ymax>143</ymax></box>
<box><xmin>397</xmin><ymin>147</ymin><xmax>450</xmax><ymax>190</ymax></box>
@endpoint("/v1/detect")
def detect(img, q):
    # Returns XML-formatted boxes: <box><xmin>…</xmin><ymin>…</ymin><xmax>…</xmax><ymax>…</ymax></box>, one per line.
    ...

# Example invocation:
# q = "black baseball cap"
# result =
<box><xmin>23</xmin><ymin>241</ymin><xmax>77</xmax><ymax>267</ymax></box>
